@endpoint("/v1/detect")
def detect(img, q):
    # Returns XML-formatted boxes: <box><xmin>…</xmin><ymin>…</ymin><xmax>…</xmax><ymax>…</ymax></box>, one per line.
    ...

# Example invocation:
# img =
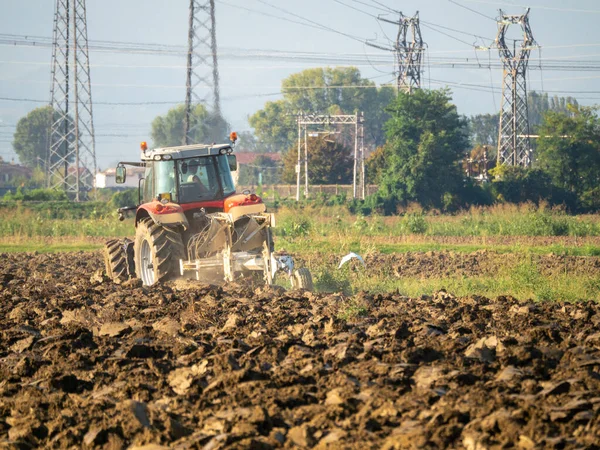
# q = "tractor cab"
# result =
<box><xmin>138</xmin><ymin>143</ymin><xmax>237</xmax><ymax>206</ymax></box>
<box><xmin>115</xmin><ymin>136</ymin><xmax>264</xmax><ymax>229</ymax></box>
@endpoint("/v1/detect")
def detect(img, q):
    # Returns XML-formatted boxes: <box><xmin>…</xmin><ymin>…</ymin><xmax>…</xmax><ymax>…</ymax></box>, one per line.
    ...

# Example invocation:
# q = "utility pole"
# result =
<box><xmin>294</xmin><ymin>113</ymin><xmax>365</xmax><ymax>201</ymax></box>
<box><xmin>495</xmin><ymin>8</ymin><xmax>538</xmax><ymax>167</ymax></box>
<box><xmin>183</xmin><ymin>0</ymin><xmax>221</xmax><ymax>145</ymax></box>
<box><xmin>369</xmin><ymin>11</ymin><xmax>424</xmax><ymax>94</ymax></box>
<box><xmin>48</xmin><ymin>0</ymin><xmax>97</xmax><ymax>201</ymax></box>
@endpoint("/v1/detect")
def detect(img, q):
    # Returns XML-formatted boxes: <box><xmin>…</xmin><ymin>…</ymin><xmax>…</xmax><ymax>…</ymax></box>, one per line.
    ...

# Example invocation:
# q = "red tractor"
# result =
<box><xmin>103</xmin><ymin>136</ymin><xmax>313</xmax><ymax>289</ymax></box>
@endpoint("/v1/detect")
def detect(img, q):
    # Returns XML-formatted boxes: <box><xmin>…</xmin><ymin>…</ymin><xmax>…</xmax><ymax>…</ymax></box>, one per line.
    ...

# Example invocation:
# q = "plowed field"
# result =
<box><xmin>1</xmin><ymin>252</ymin><xmax>600</xmax><ymax>449</ymax></box>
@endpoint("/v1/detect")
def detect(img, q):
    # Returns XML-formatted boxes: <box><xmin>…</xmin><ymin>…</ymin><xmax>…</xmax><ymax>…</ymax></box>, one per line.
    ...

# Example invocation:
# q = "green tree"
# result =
<box><xmin>376</xmin><ymin>89</ymin><xmax>469</xmax><ymax>211</ymax></box>
<box><xmin>238</xmin><ymin>155</ymin><xmax>281</xmax><ymax>186</ymax></box>
<box><xmin>468</xmin><ymin>113</ymin><xmax>499</xmax><ymax>148</ymax></box>
<box><xmin>281</xmin><ymin>135</ymin><xmax>353</xmax><ymax>185</ymax></box>
<box><xmin>151</xmin><ymin>104</ymin><xmax>229</xmax><ymax>147</ymax></box>
<box><xmin>537</xmin><ymin>106</ymin><xmax>600</xmax><ymax>210</ymax></box>
<box><xmin>467</xmin><ymin>92</ymin><xmax>579</xmax><ymax>152</ymax></box>
<box><xmin>528</xmin><ymin>91</ymin><xmax>578</xmax><ymax>130</ymax></box>
<box><xmin>12</xmin><ymin>105</ymin><xmax>61</xmax><ymax>169</ymax></box>
<box><xmin>247</xmin><ymin>100</ymin><xmax>296</xmax><ymax>153</ymax></box>
<box><xmin>235</xmin><ymin>131</ymin><xmax>259</xmax><ymax>153</ymax></box>
<box><xmin>249</xmin><ymin>67</ymin><xmax>394</xmax><ymax>152</ymax></box>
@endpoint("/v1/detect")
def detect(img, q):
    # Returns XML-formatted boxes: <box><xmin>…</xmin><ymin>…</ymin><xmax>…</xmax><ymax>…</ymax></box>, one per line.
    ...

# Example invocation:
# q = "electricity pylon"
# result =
<box><xmin>183</xmin><ymin>0</ymin><xmax>221</xmax><ymax>145</ymax></box>
<box><xmin>495</xmin><ymin>8</ymin><xmax>538</xmax><ymax>167</ymax></box>
<box><xmin>369</xmin><ymin>11</ymin><xmax>424</xmax><ymax>94</ymax></box>
<box><xmin>48</xmin><ymin>0</ymin><xmax>97</xmax><ymax>201</ymax></box>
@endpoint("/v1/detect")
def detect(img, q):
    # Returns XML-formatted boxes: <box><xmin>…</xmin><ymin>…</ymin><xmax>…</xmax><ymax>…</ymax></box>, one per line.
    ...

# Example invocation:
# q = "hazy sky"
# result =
<box><xmin>1</xmin><ymin>0</ymin><xmax>600</xmax><ymax>169</ymax></box>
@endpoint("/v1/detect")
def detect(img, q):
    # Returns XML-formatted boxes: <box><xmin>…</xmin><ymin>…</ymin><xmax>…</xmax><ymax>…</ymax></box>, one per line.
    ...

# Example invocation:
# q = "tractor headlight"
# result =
<box><xmin>153</xmin><ymin>155</ymin><xmax>162</xmax><ymax>161</ymax></box>
<box><xmin>162</xmin><ymin>154</ymin><xmax>172</xmax><ymax>160</ymax></box>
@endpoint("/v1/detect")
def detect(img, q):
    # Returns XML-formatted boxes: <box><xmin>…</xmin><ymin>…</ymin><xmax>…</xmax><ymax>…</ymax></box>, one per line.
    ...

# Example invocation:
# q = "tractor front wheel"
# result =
<box><xmin>134</xmin><ymin>218</ymin><xmax>185</xmax><ymax>286</ymax></box>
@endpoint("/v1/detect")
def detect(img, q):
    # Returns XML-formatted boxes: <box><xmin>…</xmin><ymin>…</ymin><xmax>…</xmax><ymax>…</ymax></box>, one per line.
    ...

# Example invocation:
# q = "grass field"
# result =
<box><xmin>1</xmin><ymin>202</ymin><xmax>598</xmax><ymax>301</ymax></box>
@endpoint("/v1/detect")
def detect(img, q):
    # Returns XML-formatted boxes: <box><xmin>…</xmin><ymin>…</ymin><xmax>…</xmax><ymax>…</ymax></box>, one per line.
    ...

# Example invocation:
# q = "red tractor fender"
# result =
<box><xmin>224</xmin><ymin>193</ymin><xmax>266</xmax><ymax>221</ymax></box>
<box><xmin>135</xmin><ymin>201</ymin><xmax>189</xmax><ymax>229</ymax></box>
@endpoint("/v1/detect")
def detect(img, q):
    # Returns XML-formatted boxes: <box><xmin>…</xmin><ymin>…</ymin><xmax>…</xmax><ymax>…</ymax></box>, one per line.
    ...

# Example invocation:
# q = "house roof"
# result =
<box><xmin>234</xmin><ymin>152</ymin><xmax>281</xmax><ymax>165</ymax></box>
<box><xmin>0</xmin><ymin>163</ymin><xmax>32</xmax><ymax>177</ymax></box>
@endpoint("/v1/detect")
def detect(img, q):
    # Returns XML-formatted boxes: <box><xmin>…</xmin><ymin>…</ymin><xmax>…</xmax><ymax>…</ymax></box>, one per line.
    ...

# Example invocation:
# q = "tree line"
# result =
<box><xmin>11</xmin><ymin>67</ymin><xmax>600</xmax><ymax>212</ymax></box>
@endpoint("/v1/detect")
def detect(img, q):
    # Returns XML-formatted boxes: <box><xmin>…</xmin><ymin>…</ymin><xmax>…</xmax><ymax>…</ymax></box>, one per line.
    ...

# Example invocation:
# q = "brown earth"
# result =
<box><xmin>309</xmin><ymin>251</ymin><xmax>600</xmax><ymax>280</ymax></box>
<box><xmin>366</xmin><ymin>251</ymin><xmax>600</xmax><ymax>279</ymax></box>
<box><xmin>1</xmin><ymin>252</ymin><xmax>600</xmax><ymax>449</ymax></box>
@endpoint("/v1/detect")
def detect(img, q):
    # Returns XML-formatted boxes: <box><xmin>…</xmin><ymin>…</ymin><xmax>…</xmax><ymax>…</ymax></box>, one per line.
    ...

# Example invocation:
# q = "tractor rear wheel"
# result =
<box><xmin>134</xmin><ymin>217</ymin><xmax>185</xmax><ymax>286</ymax></box>
<box><xmin>104</xmin><ymin>238</ymin><xmax>134</xmax><ymax>282</ymax></box>
<box><xmin>292</xmin><ymin>268</ymin><xmax>314</xmax><ymax>291</ymax></box>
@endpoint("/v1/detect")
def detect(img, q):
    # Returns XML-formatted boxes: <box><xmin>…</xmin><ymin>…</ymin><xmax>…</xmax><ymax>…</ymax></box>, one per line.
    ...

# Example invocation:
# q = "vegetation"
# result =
<box><xmin>11</xmin><ymin>106</ymin><xmax>71</xmax><ymax>169</ymax></box>
<box><xmin>371</xmin><ymin>89</ymin><xmax>469</xmax><ymax>212</ymax></box>
<box><xmin>467</xmin><ymin>92</ymin><xmax>580</xmax><ymax>153</ymax></box>
<box><xmin>237</xmin><ymin>154</ymin><xmax>282</xmax><ymax>186</ymax></box>
<box><xmin>248</xmin><ymin>67</ymin><xmax>394</xmax><ymax>152</ymax></box>
<box><xmin>151</xmin><ymin>103</ymin><xmax>229</xmax><ymax>147</ymax></box>
<box><xmin>281</xmin><ymin>135</ymin><xmax>354</xmax><ymax>184</ymax></box>
<box><xmin>537</xmin><ymin>106</ymin><xmax>600</xmax><ymax>211</ymax></box>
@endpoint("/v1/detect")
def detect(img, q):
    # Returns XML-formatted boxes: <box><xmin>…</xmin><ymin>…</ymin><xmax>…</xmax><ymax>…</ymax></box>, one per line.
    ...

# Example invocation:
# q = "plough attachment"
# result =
<box><xmin>179</xmin><ymin>212</ymin><xmax>312</xmax><ymax>289</ymax></box>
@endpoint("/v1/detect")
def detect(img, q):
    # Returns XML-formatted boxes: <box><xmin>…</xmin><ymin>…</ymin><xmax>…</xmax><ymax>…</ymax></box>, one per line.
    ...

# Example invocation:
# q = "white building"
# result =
<box><xmin>95</xmin><ymin>167</ymin><xmax>145</xmax><ymax>189</ymax></box>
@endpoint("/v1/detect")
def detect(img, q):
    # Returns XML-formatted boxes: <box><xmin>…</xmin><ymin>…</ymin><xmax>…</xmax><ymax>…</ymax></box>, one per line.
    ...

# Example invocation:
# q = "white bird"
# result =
<box><xmin>338</xmin><ymin>252</ymin><xmax>366</xmax><ymax>269</ymax></box>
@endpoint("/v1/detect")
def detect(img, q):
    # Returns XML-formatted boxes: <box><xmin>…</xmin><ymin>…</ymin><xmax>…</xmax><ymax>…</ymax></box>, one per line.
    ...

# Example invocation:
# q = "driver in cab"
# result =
<box><xmin>187</xmin><ymin>162</ymin><xmax>209</xmax><ymax>197</ymax></box>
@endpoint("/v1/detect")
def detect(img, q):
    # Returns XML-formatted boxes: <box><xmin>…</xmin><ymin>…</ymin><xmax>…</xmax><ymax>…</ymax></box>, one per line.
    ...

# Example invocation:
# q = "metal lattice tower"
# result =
<box><xmin>495</xmin><ymin>8</ymin><xmax>537</xmax><ymax>167</ymax></box>
<box><xmin>183</xmin><ymin>0</ymin><xmax>221</xmax><ymax>145</ymax></box>
<box><xmin>374</xmin><ymin>12</ymin><xmax>424</xmax><ymax>94</ymax></box>
<box><xmin>48</xmin><ymin>0</ymin><xmax>97</xmax><ymax>200</ymax></box>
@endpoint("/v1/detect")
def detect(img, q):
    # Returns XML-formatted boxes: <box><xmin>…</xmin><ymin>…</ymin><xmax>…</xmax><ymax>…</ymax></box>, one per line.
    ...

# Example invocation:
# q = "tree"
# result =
<box><xmin>468</xmin><ymin>113</ymin><xmax>499</xmax><ymax>148</ymax></box>
<box><xmin>247</xmin><ymin>100</ymin><xmax>296</xmax><ymax>153</ymax></box>
<box><xmin>488</xmin><ymin>165</ymin><xmax>574</xmax><ymax>206</ymax></box>
<box><xmin>376</xmin><ymin>89</ymin><xmax>469</xmax><ymax>211</ymax></box>
<box><xmin>365</xmin><ymin>146</ymin><xmax>387</xmax><ymax>184</ymax></box>
<box><xmin>151</xmin><ymin>104</ymin><xmax>229</xmax><ymax>147</ymax></box>
<box><xmin>235</xmin><ymin>131</ymin><xmax>259</xmax><ymax>153</ymax></box>
<box><xmin>249</xmin><ymin>67</ymin><xmax>394</xmax><ymax>153</ymax></box>
<box><xmin>281</xmin><ymin>135</ymin><xmax>353</xmax><ymax>185</ymax></box>
<box><xmin>529</xmin><ymin>92</ymin><xmax>578</xmax><ymax>131</ymax></box>
<box><xmin>12</xmin><ymin>106</ymin><xmax>55</xmax><ymax>169</ymax></box>
<box><xmin>537</xmin><ymin>105</ymin><xmax>600</xmax><ymax>211</ymax></box>
<box><xmin>237</xmin><ymin>155</ymin><xmax>281</xmax><ymax>186</ymax></box>
<box><xmin>466</xmin><ymin>92</ymin><xmax>579</xmax><ymax>152</ymax></box>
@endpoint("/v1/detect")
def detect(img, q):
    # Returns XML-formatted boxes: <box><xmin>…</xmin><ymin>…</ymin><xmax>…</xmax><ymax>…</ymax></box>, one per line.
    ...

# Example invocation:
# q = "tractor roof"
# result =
<box><xmin>141</xmin><ymin>143</ymin><xmax>233</xmax><ymax>161</ymax></box>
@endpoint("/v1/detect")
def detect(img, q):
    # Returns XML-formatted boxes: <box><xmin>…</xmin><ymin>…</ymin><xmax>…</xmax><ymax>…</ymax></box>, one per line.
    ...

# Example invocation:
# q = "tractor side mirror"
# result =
<box><xmin>115</xmin><ymin>165</ymin><xmax>126</xmax><ymax>184</ymax></box>
<box><xmin>227</xmin><ymin>154</ymin><xmax>237</xmax><ymax>172</ymax></box>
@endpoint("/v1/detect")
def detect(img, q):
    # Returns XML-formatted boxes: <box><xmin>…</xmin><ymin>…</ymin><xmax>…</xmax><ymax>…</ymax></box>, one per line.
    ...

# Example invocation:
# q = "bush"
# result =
<box><xmin>110</xmin><ymin>189</ymin><xmax>139</xmax><ymax>208</ymax></box>
<box><xmin>278</xmin><ymin>214</ymin><xmax>312</xmax><ymax>238</ymax></box>
<box><xmin>3</xmin><ymin>187</ymin><xmax>68</xmax><ymax>202</ymax></box>
<box><xmin>402</xmin><ymin>212</ymin><xmax>428</xmax><ymax>234</ymax></box>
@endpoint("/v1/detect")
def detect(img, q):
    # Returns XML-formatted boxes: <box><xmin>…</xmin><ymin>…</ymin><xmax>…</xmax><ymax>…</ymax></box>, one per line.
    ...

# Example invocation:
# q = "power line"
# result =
<box><xmin>460</xmin><ymin>0</ymin><xmax>600</xmax><ymax>14</ymax></box>
<box><xmin>447</xmin><ymin>0</ymin><xmax>497</xmax><ymax>21</ymax></box>
<box><xmin>367</xmin><ymin>0</ymin><xmax>397</xmax><ymax>13</ymax></box>
<box><xmin>349</xmin><ymin>0</ymin><xmax>390</xmax><ymax>13</ymax></box>
<box><xmin>331</xmin><ymin>0</ymin><xmax>378</xmax><ymax>19</ymax></box>
<box><xmin>421</xmin><ymin>23</ymin><xmax>477</xmax><ymax>48</ymax></box>
<box><xmin>253</xmin><ymin>0</ymin><xmax>367</xmax><ymax>44</ymax></box>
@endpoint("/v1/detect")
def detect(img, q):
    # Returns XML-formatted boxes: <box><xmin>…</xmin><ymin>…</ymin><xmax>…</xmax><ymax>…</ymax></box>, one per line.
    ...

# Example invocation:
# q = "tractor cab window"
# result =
<box><xmin>142</xmin><ymin>162</ymin><xmax>154</xmax><ymax>203</ymax></box>
<box><xmin>217</xmin><ymin>154</ymin><xmax>236</xmax><ymax>196</ymax></box>
<box><xmin>155</xmin><ymin>160</ymin><xmax>177</xmax><ymax>202</ymax></box>
<box><xmin>177</xmin><ymin>157</ymin><xmax>219</xmax><ymax>203</ymax></box>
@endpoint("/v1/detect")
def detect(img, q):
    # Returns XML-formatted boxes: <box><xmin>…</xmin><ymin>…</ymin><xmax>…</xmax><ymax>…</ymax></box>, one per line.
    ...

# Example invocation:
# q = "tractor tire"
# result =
<box><xmin>104</xmin><ymin>238</ymin><xmax>134</xmax><ymax>282</ymax></box>
<box><xmin>134</xmin><ymin>217</ymin><xmax>185</xmax><ymax>286</ymax></box>
<box><xmin>292</xmin><ymin>267</ymin><xmax>314</xmax><ymax>291</ymax></box>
